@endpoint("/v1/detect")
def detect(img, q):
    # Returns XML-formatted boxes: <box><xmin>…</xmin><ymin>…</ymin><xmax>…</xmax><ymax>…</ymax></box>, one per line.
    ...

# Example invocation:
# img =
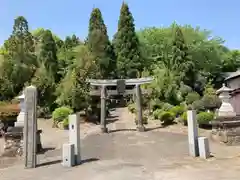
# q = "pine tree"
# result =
<box><xmin>87</xmin><ymin>8</ymin><xmax>116</xmax><ymax>79</ymax></box>
<box><xmin>39</xmin><ymin>30</ymin><xmax>58</xmax><ymax>80</ymax></box>
<box><xmin>112</xmin><ymin>2</ymin><xmax>142</xmax><ymax>78</ymax></box>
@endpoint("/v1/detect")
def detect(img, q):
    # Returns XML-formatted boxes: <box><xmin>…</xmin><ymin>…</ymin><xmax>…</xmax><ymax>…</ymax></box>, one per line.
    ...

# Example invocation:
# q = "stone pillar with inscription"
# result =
<box><xmin>100</xmin><ymin>85</ymin><xmax>108</xmax><ymax>133</ymax></box>
<box><xmin>135</xmin><ymin>84</ymin><xmax>145</xmax><ymax>132</ymax></box>
<box><xmin>24</xmin><ymin>86</ymin><xmax>37</xmax><ymax>168</ymax></box>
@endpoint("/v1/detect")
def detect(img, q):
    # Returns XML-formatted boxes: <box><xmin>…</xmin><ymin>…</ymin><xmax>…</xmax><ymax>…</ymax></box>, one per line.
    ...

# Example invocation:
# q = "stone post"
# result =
<box><xmin>135</xmin><ymin>84</ymin><xmax>145</xmax><ymax>132</ymax></box>
<box><xmin>15</xmin><ymin>93</ymin><xmax>25</xmax><ymax>127</ymax></box>
<box><xmin>69</xmin><ymin>114</ymin><xmax>81</xmax><ymax>165</ymax></box>
<box><xmin>187</xmin><ymin>110</ymin><xmax>199</xmax><ymax>157</ymax></box>
<box><xmin>23</xmin><ymin>86</ymin><xmax>37</xmax><ymax>168</ymax></box>
<box><xmin>198</xmin><ymin>137</ymin><xmax>210</xmax><ymax>159</ymax></box>
<box><xmin>100</xmin><ymin>85</ymin><xmax>108</xmax><ymax>133</ymax></box>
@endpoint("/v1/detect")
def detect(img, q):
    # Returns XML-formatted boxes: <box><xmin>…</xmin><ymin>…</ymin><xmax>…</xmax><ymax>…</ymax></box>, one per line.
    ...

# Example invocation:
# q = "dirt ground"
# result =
<box><xmin>1</xmin><ymin>108</ymin><xmax>240</xmax><ymax>180</ymax></box>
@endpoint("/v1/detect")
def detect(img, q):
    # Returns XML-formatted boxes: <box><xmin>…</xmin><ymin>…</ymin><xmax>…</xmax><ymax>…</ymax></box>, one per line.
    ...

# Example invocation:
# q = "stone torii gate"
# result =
<box><xmin>87</xmin><ymin>77</ymin><xmax>153</xmax><ymax>133</ymax></box>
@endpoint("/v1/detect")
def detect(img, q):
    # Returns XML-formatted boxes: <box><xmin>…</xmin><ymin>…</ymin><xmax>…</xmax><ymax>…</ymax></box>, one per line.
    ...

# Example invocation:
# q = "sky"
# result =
<box><xmin>1</xmin><ymin>0</ymin><xmax>240</xmax><ymax>49</ymax></box>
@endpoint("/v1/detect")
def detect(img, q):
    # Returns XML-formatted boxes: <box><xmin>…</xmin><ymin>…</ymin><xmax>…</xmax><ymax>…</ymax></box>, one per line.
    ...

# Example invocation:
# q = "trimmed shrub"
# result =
<box><xmin>180</xmin><ymin>111</ymin><xmax>188</xmax><ymax>125</ymax></box>
<box><xmin>162</xmin><ymin>103</ymin><xmax>174</xmax><ymax>111</ymax></box>
<box><xmin>197</xmin><ymin>111</ymin><xmax>214</xmax><ymax>125</ymax></box>
<box><xmin>52</xmin><ymin>106</ymin><xmax>73</xmax><ymax>124</ymax></box>
<box><xmin>159</xmin><ymin>111</ymin><xmax>175</xmax><ymax>125</ymax></box>
<box><xmin>202</xmin><ymin>95</ymin><xmax>221</xmax><ymax>110</ymax></box>
<box><xmin>153</xmin><ymin>109</ymin><xmax>163</xmax><ymax>120</ymax></box>
<box><xmin>170</xmin><ymin>105</ymin><xmax>185</xmax><ymax>117</ymax></box>
<box><xmin>149</xmin><ymin>99</ymin><xmax>163</xmax><ymax>111</ymax></box>
<box><xmin>128</xmin><ymin>103</ymin><xmax>136</xmax><ymax>114</ymax></box>
<box><xmin>185</xmin><ymin>92</ymin><xmax>200</xmax><ymax>105</ymax></box>
<box><xmin>192</xmin><ymin>100</ymin><xmax>205</xmax><ymax>112</ymax></box>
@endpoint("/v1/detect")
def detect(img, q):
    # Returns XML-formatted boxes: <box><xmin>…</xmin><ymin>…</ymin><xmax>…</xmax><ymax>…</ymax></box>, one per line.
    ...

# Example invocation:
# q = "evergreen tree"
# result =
<box><xmin>1</xmin><ymin>16</ymin><xmax>36</xmax><ymax>96</ymax></box>
<box><xmin>39</xmin><ymin>30</ymin><xmax>59</xmax><ymax>81</ymax></box>
<box><xmin>171</xmin><ymin>26</ymin><xmax>195</xmax><ymax>88</ymax></box>
<box><xmin>87</xmin><ymin>8</ymin><xmax>116</xmax><ymax>79</ymax></box>
<box><xmin>112</xmin><ymin>2</ymin><xmax>142</xmax><ymax>78</ymax></box>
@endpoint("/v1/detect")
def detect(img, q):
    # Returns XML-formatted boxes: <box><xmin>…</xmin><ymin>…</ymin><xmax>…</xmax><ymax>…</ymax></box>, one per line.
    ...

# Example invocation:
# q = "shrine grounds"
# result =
<box><xmin>1</xmin><ymin>108</ymin><xmax>240</xmax><ymax>180</ymax></box>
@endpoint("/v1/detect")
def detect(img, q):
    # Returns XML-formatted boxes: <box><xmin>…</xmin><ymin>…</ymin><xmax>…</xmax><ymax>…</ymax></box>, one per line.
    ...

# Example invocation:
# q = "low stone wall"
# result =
<box><xmin>211</xmin><ymin>116</ymin><xmax>240</xmax><ymax>146</ymax></box>
<box><xmin>1</xmin><ymin>127</ymin><xmax>43</xmax><ymax>157</ymax></box>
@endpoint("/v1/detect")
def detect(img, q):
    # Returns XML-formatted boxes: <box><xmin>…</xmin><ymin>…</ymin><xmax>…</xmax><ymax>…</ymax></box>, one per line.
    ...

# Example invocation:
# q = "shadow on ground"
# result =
<box><xmin>38</xmin><ymin>147</ymin><xmax>56</xmax><ymax>154</ymax></box>
<box><xmin>108</xmin><ymin>126</ymin><xmax>163</xmax><ymax>133</ymax></box>
<box><xmin>37</xmin><ymin>158</ymin><xmax>99</xmax><ymax>167</ymax></box>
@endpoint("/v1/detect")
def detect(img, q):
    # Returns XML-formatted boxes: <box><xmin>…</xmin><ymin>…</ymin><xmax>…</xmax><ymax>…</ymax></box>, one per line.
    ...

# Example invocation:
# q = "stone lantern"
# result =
<box><xmin>15</xmin><ymin>93</ymin><xmax>25</xmax><ymax>127</ymax></box>
<box><xmin>216</xmin><ymin>83</ymin><xmax>236</xmax><ymax>117</ymax></box>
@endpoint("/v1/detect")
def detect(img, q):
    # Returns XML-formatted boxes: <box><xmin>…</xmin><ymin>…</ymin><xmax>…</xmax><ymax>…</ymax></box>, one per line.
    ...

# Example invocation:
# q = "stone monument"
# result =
<box><xmin>216</xmin><ymin>84</ymin><xmax>236</xmax><ymax>117</ymax></box>
<box><xmin>212</xmin><ymin>83</ymin><xmax>240</xmax><ymax>145</ymax></box>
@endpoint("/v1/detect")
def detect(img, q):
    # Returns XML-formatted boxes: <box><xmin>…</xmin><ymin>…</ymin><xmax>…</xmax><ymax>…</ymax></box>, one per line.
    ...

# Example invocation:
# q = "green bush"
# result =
<box><xmin>162</xmin><ymin>103</ymin><xmax>173</xmax><ymax>111</ymax></box>
<box><xmin>149</xmin><ymin>99</ymin><xmax>163</xmax><ymax>111</ymax></box>
<box><xmin>185</xmin><ymin>92</ymin><xmax>200</xmax><ymax>105</ymax></box>
<box><xmin>202</xmin><ymin>95</ymin><xmax>221</xmax><ymax>110</ymax></box>
<box><xmin>180</xmin><ymin>111</ymin><xmax>188</xmax><ymax>125</ymax></box>
<box><xmin>197</xmin><ymin>112</ymin><xmax>214</xmax><ymax>125</ymax></box>
<box><xmin>170</xmin><ymin>105</ymin><xmax>185</xmax><ymax>117</ymax></box>
<box><xmin>159</xmin><ymin>111</ymin><xmax>175</xmax><ymax>125</ymax></box>
<box><xmin>52</xmin><ymin>106</ymin><xmax>73</xmax><ymax>123</ymax></box>
<box><xmin>62</xmin><ymin>118</ymin><xmax>69</xmax><ymax>128</ymax></box>
<box><xmin>153</xmin><ymin>109</ymin><xmax>163</xmax><ymax>119</ymax></box>
<box><xmin>128</xmin><ymin>103</ymin><xmax>136</xmax><ymax>114</ymax></box>
<box><xmin>192</xmin><ymin>100</ymin><xmax>205</xmax><ymax>112</ymax></box>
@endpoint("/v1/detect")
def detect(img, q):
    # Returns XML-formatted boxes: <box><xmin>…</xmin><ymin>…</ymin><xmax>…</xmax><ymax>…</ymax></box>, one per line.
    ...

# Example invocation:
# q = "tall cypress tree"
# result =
<box><xmin>112</xmin><ymin>2</ymin><xmax>142</xmax><ymax>78</ymax></box>
<box><xmin>171</xmin><ymin>26</ymin><xmax>195</xmax><ymax>87</ymax></box>
<box><xmin>87</xmin><ymin>8</ymin><xmax>116</xmax><ymax>79</ymax></box>
<box><xmin>39</xmin><ymin>30</ymin><xmax>58</xmax><ymax>80</ymax></box>
<box><xmin>2</xmin><ymin>16</ymin><xmax>36</xmax><ymax>96</ymax></box>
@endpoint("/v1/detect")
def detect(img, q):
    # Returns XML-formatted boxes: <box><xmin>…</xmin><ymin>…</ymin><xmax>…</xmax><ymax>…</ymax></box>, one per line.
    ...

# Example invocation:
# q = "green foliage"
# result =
<box><xmin>180</xmin><ymin>111</ymin><xmax>188</xmax><ymax>125</ymax></box>
<box><xmin>197</xmin><ymin>111</ymin><xmax>214</xmax><ymax>124</ymax></box>
<box><xmin>52</xmin><ymin>106</ymin><xmax>73</xmax><ymax>123</ymax></box>
<box><xmin>128</xmin><ymin>103</ymin><xmax>136</xmax><ymax>114</ymax></box>
<box><xmin>56</xmin><ymin>45</ymin><xmax>96</xmax><ymax>111</ymax></box>
<box><xmin>185</xmin><ymin>92</ymin><xmax>200</xmax><ymax>105</ymax></box>
<box><xmin>1</xmin><ymin>16</ymin><xmax>36</xmax><ymax>100</ymax></box>
<box><xmin>113</xmin><ymin>2</ymin><xmax>142</xmax><ymax>78</ymax></box>
<box><xmin>31</xmin><ymin>63</ymin><xmax>56</xmax><ymax>110</ymax></box>
<box><xmin>170</xmin><ymin>105</ymin><xmax>185</xmax><ymax>117</ymax></box>
<box><xmin>202</xmin><ymin>82</ymin><xmax>221</xmax><ymax>110</ymax></box>
<box><xmin>159</xmin><ymin>111</ymin><xmax>175</xmax><ymax>125</ymax></box>
<box><xmin>192</xmin><ymin>100</ymin><xmax>205</xmax><ymax>111</ymax></box>
<box><xmin>0</xmin><ymin>12</ymin><xmax>239</xmax><ymax>127</ymax></box>
<box><xmin>87</xmin><ymin>8</ymin><xmax>116</xmax><ymax>79</ymax></box>
<box><xmin>38</xmin><ymin>30</ymin><xmax>58</xmax><ymax>80</ymax></box>
<box><xmin>153</xmin><ymin>109</ymin><xmax>163</xmax><ymax>119</ymax></box>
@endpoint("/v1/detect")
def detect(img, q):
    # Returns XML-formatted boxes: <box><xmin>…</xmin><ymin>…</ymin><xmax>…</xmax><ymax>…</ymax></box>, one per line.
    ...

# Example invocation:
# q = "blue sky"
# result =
<box><xmin>1</xmin><ymin>0</ymin><xmax>240</xmax><ymax>49</ymax></box>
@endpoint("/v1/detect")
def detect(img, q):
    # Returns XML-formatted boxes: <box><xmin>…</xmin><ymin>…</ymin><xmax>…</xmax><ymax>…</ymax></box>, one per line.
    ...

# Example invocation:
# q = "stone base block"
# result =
<box><xmin>62</xmin><ymin>143</ymin><xmax>75</xmax><ymax>167</ymax></box>
<box><xmin>198</xmin><ymin>137</ymin><xmax>210</xmax><ymax>159</ymax></box>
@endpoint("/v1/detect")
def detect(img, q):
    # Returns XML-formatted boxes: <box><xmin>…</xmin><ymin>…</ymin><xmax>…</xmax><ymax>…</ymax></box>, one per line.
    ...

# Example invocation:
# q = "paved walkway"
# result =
<box><xmin>1</xmin><ymin>108</ymin><xmax>240</xmax><ymax>180</ymax></box>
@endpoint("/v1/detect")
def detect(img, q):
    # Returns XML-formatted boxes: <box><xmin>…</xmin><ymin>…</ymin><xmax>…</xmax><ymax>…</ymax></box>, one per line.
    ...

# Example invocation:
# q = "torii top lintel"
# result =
<box><xmin>87</xmin><ymin>77</ymin><xmax>153</xmax><ymax>86</ymax></box>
